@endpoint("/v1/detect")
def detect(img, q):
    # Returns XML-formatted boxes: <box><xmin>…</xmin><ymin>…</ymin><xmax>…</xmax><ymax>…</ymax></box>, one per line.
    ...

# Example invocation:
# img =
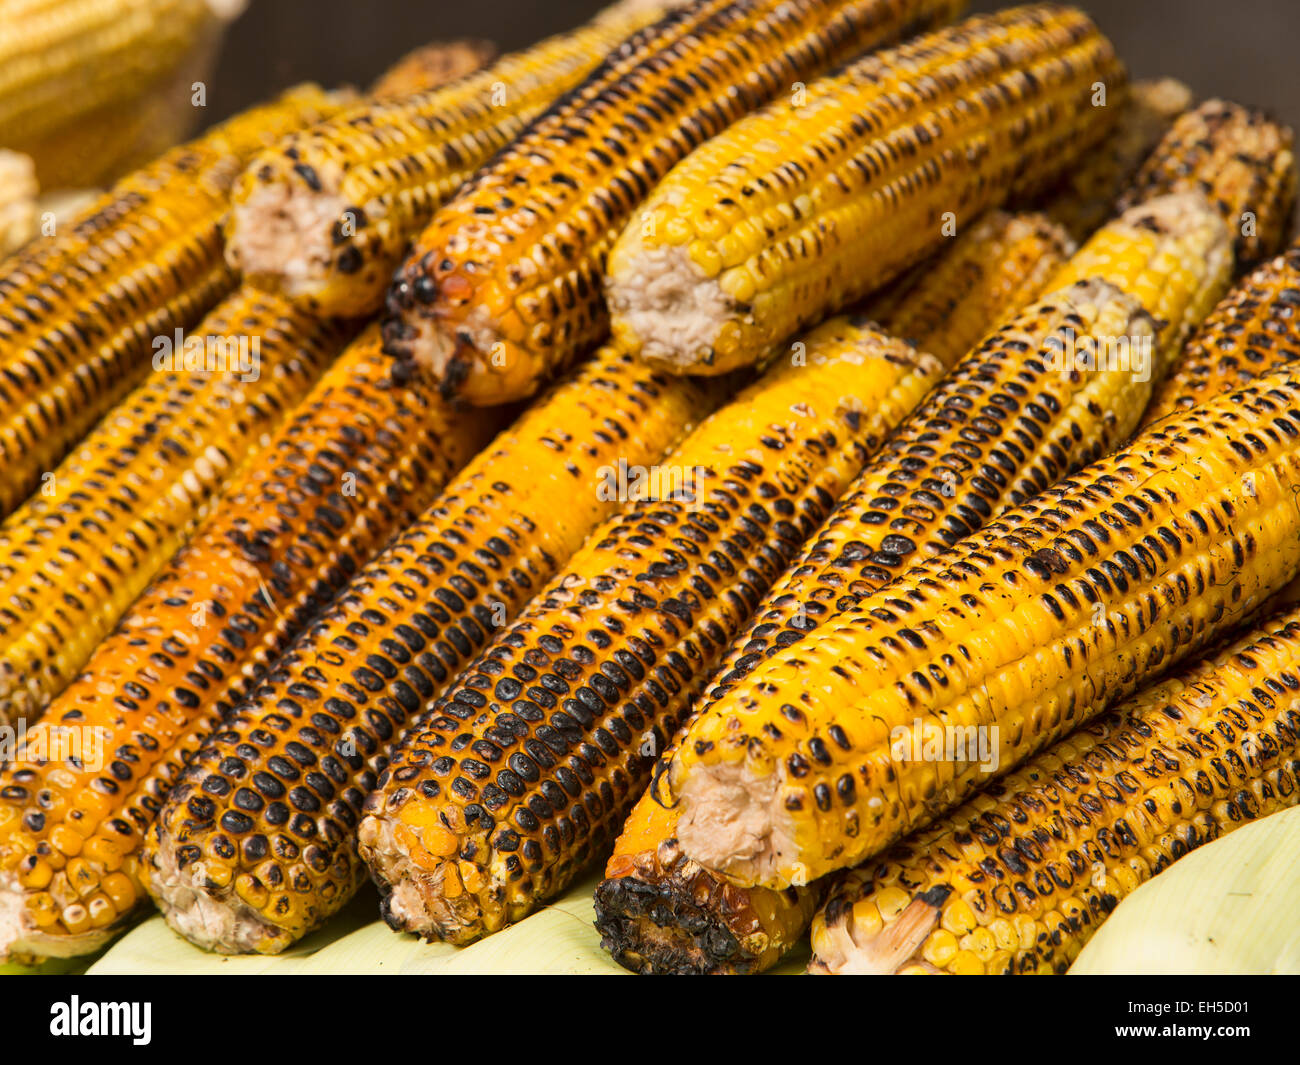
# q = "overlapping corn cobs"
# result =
<box><xmin>1118</xmin><ymin>99</ymin><xmax>1297</xmax><ymax>268</ymax></box>
<box><xmin>370</xmin><ymin>39</ymin><xmax>497</xmax><ymax>98</ymax></box>
<box><xmin>0</xmin><ymin>288</ymin><xmax>353</xmax><ymax>735</ymax></box>
<box><xmin>0</xmin><ymin>328</ymin><xmax>497</xmax><ymax>963</ymax></box>
<box><xmin>1032</xmin><ymin>77</ymin><xmax>1192</xmax><ymax>242</ymax></box>
<box><xmin>356</xmin><ymin>323</ymin><xmax>951</xmax><ymax>947</ymax></box>
<box><xmin>809</xmin><ymin>604</ymin><xmax>1300</xmax><ymax>975</ymax></box>
<box><xmin>226</xmin><ymin>0</ymin><xmax>693</xmax><ymax>320</ymax></box>
<box><xmin>383</xmin><ymin>0</ymin><xmax>967</xmax><ymax>404</ymax></box>
<box><xmin>0</xmin><ymin>84</ymin><xmax>349</xmax><ymax>519</ymax></box>
<box><xmin>661</xmin><ymin>365</ymin><xmax>1300</xmax><ymax>891</ymax></box>
<box><xmin>0</xmin><ymin>149</ymin><xmax>37</xmax><ymax>256</ymax></box>
<box><xmin>602</xmin><ymin>5</ymin><xmax>1124</xmax><ymax>378</ymax></box>
<box><xmin>140</xmin><ymin>345</ymin><xmax>726</xmax><ymax>954</ymax></box>
<box><xmin>594</xmin><ymin>198</ymin><xmax>1226</xmax><ymax>974</ymax></box>
<box><xmin>1142</xmin><ymin>242</ymin><xmax>1300</xmax><ymax>427</ymax></box>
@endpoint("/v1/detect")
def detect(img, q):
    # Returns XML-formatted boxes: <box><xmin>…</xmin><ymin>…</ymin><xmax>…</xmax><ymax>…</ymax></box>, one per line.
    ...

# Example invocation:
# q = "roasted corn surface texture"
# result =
<box><xmin>663</xmin><ymin>366</ymin><xmax>1300</xmax><ymax>890</ymax></box>
<box><xmin>603</xmin><ymin>4</ymin><xmax>1124</xmax><ymax>377</ymax></box>
<box><xmin>359</xmin><ymin>321</ymin><xmax>947</xmax><ymax>946</ymax></box>
<box><xmin>1034</xmin><ymin>77</ymin><xmax>1192</xmax><ymax>242</ymax></box>
<box><xmin>808</xmin><ymin>605</ymin><xmax>1300</xmax><ymax>975</ymax></box>
<box><xmin>0</xmin><ymin>288</ymin><xmax>352</xmax><ymax>735</ymax></box>
<box><xmin>369</xmin><ymin>39</ymin><xmax>498</xmax><ymax>98</ymax></box>
<box><xmin>0</xmin><ymin>149</ymin><xmax>37</xmax><ymax>256</ymax></box>
<box><xmin>0</xmin><ymin>328</ymin><xmax>495</xmax><ymax>963</ymax></box>
<box><xmin>383</xmin><ymin>0</ymin><xmax>967</xmax><ymax>404</ymax></box>
<box><xmin>1049</xmin><ymin>193</ymin><xmax>1233</xmax><ymax>379</ymax></box>
<box><xmin>1144</xmin><ymin>243</ymin><xmax>1300</xmax><ymax>426</ymax></box>
<box><xmin>226</xmin><ymin>0</ymin><xmax>690</xmax><ymax>320</ymax></box>
<box><xmin>141</xmin><ymin>344</ymin><xmax>726</xmax><ymax>954</ymax></box>
<box><xmin>596</xmin><ymin>275</ymin><xmax>1163</xmax><ymax>974</ymax></box>
<box><xmin>0</xmin><ymin>84</ymin><xmax>349</xmax><ymax>519</ymax></box>
<box><xmin>1118</xmin><ymin>99</ymin><xmax>1297</xmax><ymax>268</ymax></box>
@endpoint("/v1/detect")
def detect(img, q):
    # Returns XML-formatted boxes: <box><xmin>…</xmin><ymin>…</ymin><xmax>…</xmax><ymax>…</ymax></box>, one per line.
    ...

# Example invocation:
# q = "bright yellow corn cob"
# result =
<box><xmin>383</xmin><ymin>0</ymin><xmax>968</xmax><ymax>404</ymax></box>
<box><xmin>662</xmin><ymin>363</ymin><xmax>1300</xmax><ymax>891</ymax></box>
<box><xmin>139</xmin><ymin>343</ymin><xmax>726</xmax><ymax>954</ymax></box>
<box><xmin>602</xmin><ymin>5</ymin><xmax>1124</xmax><ymax>378</ymax></box>
<box><xmin>0</xmin><ymin>150</ymin><xmax>37</xmax><ymax>256</ymax></box>
<box><xmin>0</xmin><ymin>327</ymin><xmax>499</xmax><ymax>963</ymax></box>
<box><xmin>808</xmin><ymin>604</ymin><xmax>1300</xmax><ymax>975</ymax></box>
<box><xmin>0</xmin><ymin>84</ymin><xmax>350</xmax><ymax>519</ymax></box>
<box><xmin>1143</xmin><ymin>243</ymin><xmax>1300</xmax><ymax>427</ymax></box>
<box><xmin>0</xmin><ymin>287</ymin><xmax>352</xmax><ymax>734</ymax></box>
<box><xmin>226</xmin><ymin>0</ymin><xmax>693</xmax><ymax>321</ymax></box>
<box><xmin>1035</xmin><ymin>78</ymin><xmax>1192</xmax><ymax>242</ymax></box>
<box><xmin>370</xmin><ymin>39</ymin><xmax>497</xmax><ymax>98</ymax></box>
<box><xmin>1118</xmin><ymin>99</ymin><xmax>1297</xmax><ymax>268</ymax></box>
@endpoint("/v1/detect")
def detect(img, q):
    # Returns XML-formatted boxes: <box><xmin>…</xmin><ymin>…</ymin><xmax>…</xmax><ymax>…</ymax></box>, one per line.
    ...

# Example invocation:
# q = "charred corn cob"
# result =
<box><xmin>808</xmin><ymin>604</ymin><xmax>1300</xmax><ymax>975</ymax></box>
<box><xmin>1034</xmin><ymin>78</ymin><xmax>1193</xmax><ymax>242</ymax></box>
<box><xmin>0</xmin><ymin>150</ymin><xmax>37</xmax><ymax>256</ymax></box>
<box><xmin>0</xmin><ymin>288</ymin><xmax>352</xmax><ymax>733</ymax></box>
<box><xmin>140</xmin><ymin>343</ymin><xmax>726</xmax><ymax>954</ymax></box>
<box><xmin>383</xmin><ymin>0</ymin><xmax>967</xmax><ymax>404</ymax></box>
<box><xmin>602</xmin><ymin>5</ymin><xmax>1124</xmax><ymax>378</ymax></box>
<box><xmin>226</xmin><ymin>0</ymin><xmax>693</xmax><ymax>321</ymax></box>
<box><xmin>0</xmin><ymin>327</ymin><xmax>497</xmax><ymax>962</ymax></box>
<box><xmin>1144</xmin><ymin>243</ymin><xmax>1300</xmax><ymax>426</ymax></box>
<box><xmin>354</xmin><ymin>322</ymin><xmax>946</xmax><ymax>946</ymax></box>
<box><xmin>370</xmin><ymin>40</ymin><xmax>497</xmax><ymax>98</ymax></box>
<box><xmin>663</xmin><ymin>364</ymin><xmax>1300</xmax><ymax>890</ymax></box>
<box><xmin>0</xmin><ymin>84</ymin><xmax>349</xmax><ymax>519</ymax></box>
<box><xmin>1118</xmin><ymin>99</ymin><xmax>1297</xmax><ymax>268</ymax></box>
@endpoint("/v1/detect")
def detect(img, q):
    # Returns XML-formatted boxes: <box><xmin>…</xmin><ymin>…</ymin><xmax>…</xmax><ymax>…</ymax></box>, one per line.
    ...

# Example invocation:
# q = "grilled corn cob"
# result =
<box><xmin>808</xmin><ymin>605</ymin><xmax>1300</xmax><ymax>975</ymax></box>
<box><xmin>370</xmin><ymin>40</ymin><xmax>498</xmax><ymax>98</ymax></box>
<box><xmin>663</xmin><ymin>364</ymin><xmax>1300</xmax><ymax>890</ymax></box>
<box><xmin>1144</xmin><ymin>243</ymin><xmax>1300</xmax><ymax>426</ymax></box>
<box><xmin>355</xmin><ymin>322</ymin><xmax>947</xmax><ymax>946</ymax></box>
<box><xmin>226</xmin><ymin>0</ymin><xmax>693</xmax><ymax>321</ymax></box>
<box><xmin>141</xmin><ymin>343</ymin><xmax>726</xmax><ymax>954</ymax></box>
<box><xmin>1035</xmin><ymin>78</ymin><xmax>1192</xmax><ymax>242</ymax></box>
<box><xmin>0</xmin><ymin>150</ymin><xmax>37</xmax><ymax>256</ymax></box>
<box><xmin>602</xmin><ymin>5</ymin><xmax>1124</xmax><ymax>377</ymax></box>
<box><xmin>0</xmin><ymin>84</ymin><xmax>349</xmax><ymax>519</ymax></box>
<box><xmin>383</xmin><ymin>0</ymin><xmax>968</xmax><ymax>404</ymax></box>
<box><xmin>0</xmin><ymin>288</ymin><xmax>352</xmax><ymax>733</ymax></box>
<box><xmin>0</xmin><ymin>327</ymin><xmax>496</xmax><ymax>962</ymax></box>
<box><xmin>1118</xmin><ymin>99</ymin><xmax>1297</xmax><ymax>268</ymax></box>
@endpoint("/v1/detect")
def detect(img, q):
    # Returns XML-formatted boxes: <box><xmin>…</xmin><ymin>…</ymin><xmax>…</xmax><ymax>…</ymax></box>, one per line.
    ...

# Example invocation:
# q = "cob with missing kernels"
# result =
<box><xmin>383</xmin><ymin>0</ymin><xmax>968</xmax><ymax>404</ymax></box>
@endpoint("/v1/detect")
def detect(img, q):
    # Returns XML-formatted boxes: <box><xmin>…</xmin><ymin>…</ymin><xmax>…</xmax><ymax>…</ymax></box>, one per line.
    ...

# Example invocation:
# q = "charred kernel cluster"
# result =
<box><xmin>1143</xmin><ymin>242</ymin><xmax>1300</xmax><ymax>426</ymax></box>
<box><xmin>0</xmin><ymin>84</ymin><xmax>348</xmax><ymax>518</ymax></box>
<box><xmin>604</xmin><ymin>5</ymin><xmax>1125</xmax><ymax>376</ymax></box>
<box><xmin>226</xmin><ymin>3</ymin><xmax>680</xmax><ymax>320</ymax></box>
<box><xmin>665</xmin><ymin>366</ymin><xmax>1300</xmax><ymax>891</ymax></box>
<box><xmin>383</xmin><ymin>0</ymin><xmax>965</xmax><ymax>404</ymax></box>
<box><xmin>358</xmin><ymin>322</ymin><xmax>944</xmax><ymax>945</ymax></box>
<box><xmin>369</xmin><ymin>39</ymin><xmax>497</xmax><ymax>98</ymax></box>
<box><xmin>0</xmin><ymin>288</ymin><xmax>353</xmax><ymax>733</ymax></box>
<box><xmin>1118</xmin><ymin>99</ymin><xmax>1298</xmax><ymax>267</ymax></box>
<box><xmin>809</xmin><ymin>607</ymin><xmax>1300</xmax><ymax>975</ymax></box>
<box><xmin>140</xmin><ymin>344</ymin><xmax>725</xmax><ymax>953</ymax></box>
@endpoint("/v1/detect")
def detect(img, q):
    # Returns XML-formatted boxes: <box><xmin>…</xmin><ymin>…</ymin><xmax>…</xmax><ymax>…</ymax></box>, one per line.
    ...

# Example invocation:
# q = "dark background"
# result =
<box><xmin>208</xmin><ymin>0</ymin><xmax>1300</xmax><ymax>130</ymax></box>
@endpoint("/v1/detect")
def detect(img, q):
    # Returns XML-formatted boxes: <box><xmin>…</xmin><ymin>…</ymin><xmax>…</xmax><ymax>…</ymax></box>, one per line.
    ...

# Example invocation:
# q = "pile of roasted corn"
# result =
<box><xmin>1</xmin><ymin>0</ymin><xmax>1298</xmax><ymax>976</ymax></box>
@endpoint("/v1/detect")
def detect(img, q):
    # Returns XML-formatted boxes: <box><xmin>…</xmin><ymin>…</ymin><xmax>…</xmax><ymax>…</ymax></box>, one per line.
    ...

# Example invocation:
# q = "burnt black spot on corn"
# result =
<box><xmin>385</xmin><ymin>0</ymin><xmax>967</xmax><ymax>404</ymax></box>
<box><xmin>0</xmin><ymin>328</ymin><xmax>497</xmax><ymax>962</ymax></box>
<box><xmin>0</xmin><ymin>85</ymin><xmax>350</xmax><ymax>518</ymax></box>
<box><xmin>665</xmin><ymin>364</ymin><xmax>1300</xmax><ymax>890</ymax></box>
<box><xmin>0</xmin><ymin>287</ymin><xmax>353</xmax><ymax>735</ymax></box>
<box><xmin>604</xmin><ymin>4</ymin><xmax>1125</xmax><ymax>377</ymax></box>
<box><xmin>808</xmin><ymin>605</ymin><xmax>1300</xmax><ymax>974</ymax></box>
<box><xmin>140</xmin><ymin>343</ymin><xmax>728</xmax><ymax>954</ymax></box>
<box><xmin>357</xmin><ymin>321</ymin><xmax>945</xmax><ymax>945</ymax></box>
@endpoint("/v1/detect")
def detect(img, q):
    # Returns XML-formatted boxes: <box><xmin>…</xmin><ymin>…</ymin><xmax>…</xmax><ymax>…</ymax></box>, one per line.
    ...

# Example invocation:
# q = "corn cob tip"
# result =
<box><xmin>0</xmin><ymin>875</ymin><xmax>120</xmax><ymax>964</ymax></box>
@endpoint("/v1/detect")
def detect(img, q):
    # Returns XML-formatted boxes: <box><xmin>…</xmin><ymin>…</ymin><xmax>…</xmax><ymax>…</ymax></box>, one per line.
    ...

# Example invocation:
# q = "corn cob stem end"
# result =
<box><xmin>227</xmin><ymin>178</ymin><xmax>349</xmax><ymax>305</ymax></box>
<box><xmin>0</xmin><ymin>873</ymin><xmax>120</xmax><ymax>963</ymax></box>
<box><xmin>807</xmin><ymin>890</ymin><xmax>946</xmax><ymax>975</ymax></box>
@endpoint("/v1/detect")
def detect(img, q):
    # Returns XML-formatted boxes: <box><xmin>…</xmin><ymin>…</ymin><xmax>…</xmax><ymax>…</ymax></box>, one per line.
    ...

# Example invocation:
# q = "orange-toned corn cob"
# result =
<box><xmin>808</xmin><ymin>604</ymin><xmax>1300</xmax><ymax>975</ymax></box>
<box><xmin>0</xmin><ymin>327</ymin><xmax>497</xmax><ymax>962</ymax></box>
<box><xmin>370</xmin><ymin>39</ymin><xmax>497</xmax><ymax>98</ymax></box>
<box><xmin>383</xmin><ymin>0</ymin><xmax>968</xmax><ymax>404</ymax></box>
